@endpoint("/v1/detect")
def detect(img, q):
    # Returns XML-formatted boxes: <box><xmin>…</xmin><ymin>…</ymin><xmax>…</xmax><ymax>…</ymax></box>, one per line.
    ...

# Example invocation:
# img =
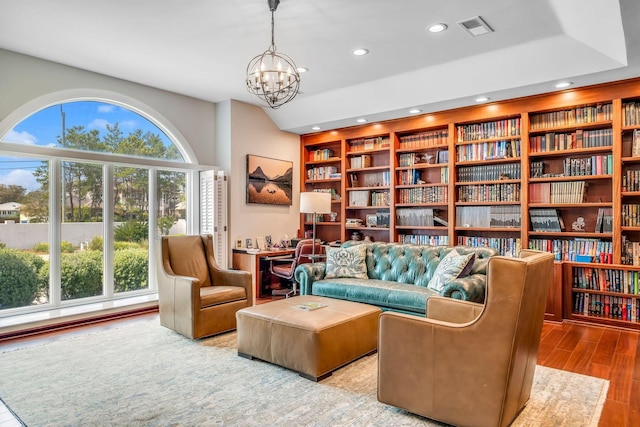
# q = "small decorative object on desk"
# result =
<box><xmin>265</xmin><ymin>235</ymin><xmax>272</xmax><ymax>248</ymax></box>
<box><xmin>329</xmin><ymin>212</ymin><xmax>338</xmax><ymax>222</ymax></box>
<box><xmin>256</xmin><ymin>237</ymin><xmax>266</xmax><ymax>250</ymax></box>
<box><xmin>245</xmin><ymin>238</ymin><xmax>253</xmax><ymax>249</ymax></box>
<box><xmin>292</xmin><ymin>301</ymin><xmax>327</xmax><ymax>311</ymax></box>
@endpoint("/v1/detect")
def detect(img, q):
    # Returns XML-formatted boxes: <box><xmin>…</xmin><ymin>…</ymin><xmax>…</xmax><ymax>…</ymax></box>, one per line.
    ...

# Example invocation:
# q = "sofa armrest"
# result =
<box><xmin>441</xmin><ymin>273</ymin><xmax>486</xmax><ymax>303</ymax></box>
<box><xmin>427</xmin><ymin>296</ymin><xmax>483</xmax><ymax>323</ymax></box>
<box><xmin>294</xmin><ymin>262</ymin><xmax>326</xmax><ymax>295</ymax></box>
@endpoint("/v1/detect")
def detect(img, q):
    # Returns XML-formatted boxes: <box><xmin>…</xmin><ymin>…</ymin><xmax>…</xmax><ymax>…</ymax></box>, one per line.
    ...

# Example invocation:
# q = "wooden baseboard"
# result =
<box><xmin>0</xmin><ymin>305</ymin><xmax>159</xmax><ymax>343</ymax></box>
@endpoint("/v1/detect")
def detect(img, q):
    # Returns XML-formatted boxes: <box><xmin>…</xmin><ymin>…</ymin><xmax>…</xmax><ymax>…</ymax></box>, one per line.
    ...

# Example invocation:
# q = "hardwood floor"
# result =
<box><xmin>538</xmin><ymin>320</ymin><xmax>640</xmax><ymax>427</ymax></box>
<box><xmin>1</xmin><ymin>315</ymin><xmax>638</xmax><ymax>426</ymax></box>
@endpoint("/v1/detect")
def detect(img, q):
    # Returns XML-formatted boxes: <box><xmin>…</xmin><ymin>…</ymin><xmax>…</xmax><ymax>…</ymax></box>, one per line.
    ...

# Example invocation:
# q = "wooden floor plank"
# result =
<box><xmin>599</xmin><ymin>399</ymin><xmax>628</xmax><ymax>427</ymax></box>
<box><xmin>539</xmin><ymin>348</ymin><xmax>572</xmax><ymax>370</ymax></box>
<box><xmin>557</xmin><ymin>324</ymin><xmax>587</xmax><ymax>352</ymax></box>
<box><xmin>586</xmin><ymin>362</ymin><xmax>611</xmax><ymax>379</ymax></box>
<box><xmin>615</xmin><ymin>331</ymin><xmax>638</xmax><ymax>357</ymax></box>
<box><xmin>608</xmin><ymin>353</ymin><xmax>634</xmax><ymax>404</ymax></box>
<box><xmin>563</xmin><ymin>339</ymin><xmax>597</xmax><ymax>374</ymax></box>
<box><xmin>591</xmin><ymin>328</ymin><xmax>620</xmax><ymax>366</ymax></box>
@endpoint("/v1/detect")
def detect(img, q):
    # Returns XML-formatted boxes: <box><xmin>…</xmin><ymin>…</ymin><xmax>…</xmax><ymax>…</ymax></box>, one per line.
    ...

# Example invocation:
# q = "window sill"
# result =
<box><xmin>0</xmin><ymin>294</ymin><xmax>159</xmax><ymax>341</ymax></box>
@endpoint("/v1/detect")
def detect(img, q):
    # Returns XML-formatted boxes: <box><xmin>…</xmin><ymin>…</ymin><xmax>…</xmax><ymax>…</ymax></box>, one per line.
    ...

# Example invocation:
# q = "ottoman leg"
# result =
<box><xmin>238</xmin><ymin>351</ymin><xmax>255</xmax><ymax>360</ymax></box>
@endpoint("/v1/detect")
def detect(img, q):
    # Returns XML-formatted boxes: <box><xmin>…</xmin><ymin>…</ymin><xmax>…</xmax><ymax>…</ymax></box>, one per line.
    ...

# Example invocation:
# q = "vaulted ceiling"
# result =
<box><xmin>1</xmin><ymin>0</ymin><xmax>638</xmax><ymax>134</ymax></box>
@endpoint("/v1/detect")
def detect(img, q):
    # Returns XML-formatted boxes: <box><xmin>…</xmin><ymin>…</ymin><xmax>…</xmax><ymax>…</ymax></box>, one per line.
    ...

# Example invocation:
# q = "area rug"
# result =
<box><xmin>0</xmin><ymin>319</ymin><xmax>608</xmax><ymax>426</ymax></box>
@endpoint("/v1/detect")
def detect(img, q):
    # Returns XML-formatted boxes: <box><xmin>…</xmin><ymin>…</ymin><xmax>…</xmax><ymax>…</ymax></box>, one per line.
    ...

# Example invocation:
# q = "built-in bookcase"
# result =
<box><xmin>299</xmin><ymin>77</ymin><xmax>640</xmax><ymax>330</ymax></box>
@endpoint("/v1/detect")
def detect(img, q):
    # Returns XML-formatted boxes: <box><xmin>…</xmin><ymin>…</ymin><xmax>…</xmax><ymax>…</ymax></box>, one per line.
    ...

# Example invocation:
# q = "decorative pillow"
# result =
<box><xmin>427</xmin><ymin>250</ymin><xmax>475</xmax><ymax>291</ymax></box>
<box><xmin>324</xmin><ymin>244</ymin><xmax>368</xmax><ymax>279</ymax></box>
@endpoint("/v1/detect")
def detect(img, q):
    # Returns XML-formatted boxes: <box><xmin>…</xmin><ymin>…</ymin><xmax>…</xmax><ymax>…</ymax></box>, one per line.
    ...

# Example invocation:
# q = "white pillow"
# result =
<box><xmin>427</xmin><ymin>249</ymin><xmax>475</xmax><ymax>291</ymax></box>
<box><xmin>324</xmin><ymin>244</ymin><xmax>368</xmax><ymax>279</ymax></box>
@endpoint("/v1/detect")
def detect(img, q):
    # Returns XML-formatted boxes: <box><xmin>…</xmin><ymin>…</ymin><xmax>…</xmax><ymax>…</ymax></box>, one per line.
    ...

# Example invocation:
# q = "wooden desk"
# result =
<box><xmin>232</xmin><ymin>248</ymin><xmax>296</xmax><ymax>303</ymax></box>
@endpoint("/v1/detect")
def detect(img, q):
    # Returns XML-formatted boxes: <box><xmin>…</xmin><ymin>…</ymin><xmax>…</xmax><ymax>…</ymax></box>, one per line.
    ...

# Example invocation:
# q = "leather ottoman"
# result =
<box><xmin>236</xmin><ymin>295</ymin><xmax>381</xmax><ymax>381</ymax></box>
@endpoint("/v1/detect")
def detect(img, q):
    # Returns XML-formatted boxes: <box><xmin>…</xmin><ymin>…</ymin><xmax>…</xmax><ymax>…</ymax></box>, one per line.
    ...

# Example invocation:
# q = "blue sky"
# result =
<box><xmin>0</xmin><ymin>101</ymin><xmax>173</xmax><ymax>192</ymax></box>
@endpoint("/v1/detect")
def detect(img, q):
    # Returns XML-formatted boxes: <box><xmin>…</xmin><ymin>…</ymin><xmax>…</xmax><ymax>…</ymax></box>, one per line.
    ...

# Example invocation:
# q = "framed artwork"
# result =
<box><xmin>366</xmin><ymin>214</ymin><xmax>378</xmax><ymax>227</ymax></box>
<box><xmin>256</xmin><ymin>237</ymin><xmax>266</xmax><ymax>250</ymax></box>
<box><xmin>245</xmin><ymin>238</ymin><xmax>253</xmax><ymax>249</ymax></box>
<box><xmin>246</xmin><ymin>154</ymin><xmax>293</xmax><ymax>205</ymax></box>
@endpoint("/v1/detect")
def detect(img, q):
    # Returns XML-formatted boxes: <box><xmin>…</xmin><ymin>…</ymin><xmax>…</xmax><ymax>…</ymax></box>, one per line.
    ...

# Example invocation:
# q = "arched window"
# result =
<box><xmin>0</xmin><ymin>100</ymin><xmax>197</xmax><ymax>316</ymax></box>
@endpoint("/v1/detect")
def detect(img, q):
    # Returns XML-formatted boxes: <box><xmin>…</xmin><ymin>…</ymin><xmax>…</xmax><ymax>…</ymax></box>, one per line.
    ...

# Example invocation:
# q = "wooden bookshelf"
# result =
<box><xmin>300</xmin><ymin>77</ymin><xmax>640</xmax><ymax>330</ymax></box>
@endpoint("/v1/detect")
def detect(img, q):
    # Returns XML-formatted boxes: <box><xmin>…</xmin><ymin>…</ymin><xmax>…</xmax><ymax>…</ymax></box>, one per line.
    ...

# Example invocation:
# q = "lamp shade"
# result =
<box><xmin>300</xmin><ymin>192</ymin><xmax>331</xmax><ymax>214</ymax></box>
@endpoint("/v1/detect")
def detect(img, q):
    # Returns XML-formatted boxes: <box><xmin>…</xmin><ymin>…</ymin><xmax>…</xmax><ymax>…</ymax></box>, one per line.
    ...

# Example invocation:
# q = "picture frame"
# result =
<box><xmin>256</xmin><ymin>237</ymin><xmax>266</xmax><ymax>251</ymax></box>
<box><xmin>245</xmin><ymin>238</ymin><xmax>253</xmax><ymax>249</ymax></box>
<box><xmin>235</xmin><ymin>239</ymin><xmax>243</xmax><ymax>249</ymax></box>
<box><xmin>265</xmin><ymin>235</ymin><xmax>273</xmax><ymax>248</ymax></box>
<box><xmin>246</xmin><ymin>154</ymin><xmax>293</xmax><ymax>205</ymax></box>
<box><xmin>365</xmin><ymin>214</ymin><xmax>378</xmax><ymax>228</ymax></box>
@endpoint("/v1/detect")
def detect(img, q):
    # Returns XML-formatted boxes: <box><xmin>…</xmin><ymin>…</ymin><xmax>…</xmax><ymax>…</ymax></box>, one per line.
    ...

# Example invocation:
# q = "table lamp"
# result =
<box><xmin>300</xmin><ymin>191</ymin><xmax>332</xmax><ymax>259</ymax></box>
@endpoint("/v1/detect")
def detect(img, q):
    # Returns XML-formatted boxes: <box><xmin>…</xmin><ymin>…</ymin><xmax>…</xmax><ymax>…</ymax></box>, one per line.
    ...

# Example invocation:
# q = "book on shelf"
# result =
<box><xmin>529</xmin><ymin>208</ymin><xmax>564</xmax><ymax>232</ymax></box>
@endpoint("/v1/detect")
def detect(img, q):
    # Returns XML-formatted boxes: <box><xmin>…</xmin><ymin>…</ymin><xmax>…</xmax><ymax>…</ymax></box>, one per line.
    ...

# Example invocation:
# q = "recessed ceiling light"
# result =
<box><xmin>555</xmin><ymin>81</ymin><xmax>573</xmax><ymax>88</ymax></box>
<box><xmin>428</xmin><ymin>23</ymin><xmax>448</xmax><ymax>33</ymax></box>
<box><xmin>409</xmin><ymin>109</ymin><xmax>422</xmax><ymax>114</ymax></box>
<box><xmin>357</xmin><ymin>118</ymin><xmax>367</xmax><ymax>123</ymax></box>
<box><xmin>297</xmin><ymin>67</ymin><xmax>309</xmax><ymax>73</ymax></box>
<box><xmin>311</xmin><ymin>126</ymin><xmax>321</xmax><ymax>131</ymax></box>
<box><xmin>352</xmin><ymin>48</ymin><xmax>369</xmax><ymax>56</ymax></box>
<box><xmin>475</xmin><ymin>96</ymin><xmax>490</xmax><ymax>103</ymax></box>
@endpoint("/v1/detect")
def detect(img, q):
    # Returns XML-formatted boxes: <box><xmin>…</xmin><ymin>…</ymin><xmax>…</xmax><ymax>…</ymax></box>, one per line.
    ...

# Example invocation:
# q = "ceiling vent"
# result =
<box><xmin>457</xmin><ymin>16</ymin><xmax>494</xmax><ymax>37</ymax></box>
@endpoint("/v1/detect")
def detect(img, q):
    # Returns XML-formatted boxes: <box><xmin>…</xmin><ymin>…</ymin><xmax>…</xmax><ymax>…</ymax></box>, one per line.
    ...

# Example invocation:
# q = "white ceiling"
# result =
<box><xmin>0</xmin><ymin>0</ymin><xmax>639</xmax><ymax>134</ymax></box>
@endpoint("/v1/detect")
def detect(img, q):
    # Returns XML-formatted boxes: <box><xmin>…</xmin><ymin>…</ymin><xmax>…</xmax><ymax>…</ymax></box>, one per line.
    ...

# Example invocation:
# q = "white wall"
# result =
<box><xmin>227</xmin><ymin>100</ymin><xmax>301</xmax><ymax>249</ymax></box>
<box><xmin>0</xmin><ymin>48</ymin><xmax>216</xmax><ymax>166</ymax></box>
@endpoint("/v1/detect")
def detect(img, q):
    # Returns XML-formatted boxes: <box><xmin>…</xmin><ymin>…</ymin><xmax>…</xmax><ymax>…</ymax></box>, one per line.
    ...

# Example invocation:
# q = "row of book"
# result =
<box><xmin>529</xmin><ymin>128</ymin><xmax>613</xmax><ymax>152</ymax></box>
<box><xmin>397</xmin><ymin>167</ymin><xmax>448</xmax><ymax>185</ymax></box>
<box><xmin>457</xmin><ymin>183</ymin><xmax>520</xmax><ymax>203</ymax></box>
<box><xmin>456</xmin><ymin>236</ymin><xmax>521</xmax><ymax>257</ymax></box>
<box><xmin>396</xmin><ymin>208</ymin><xmax>447</xmax><ymax>227</ymax></box>
<box><xmin>622</xmin><ymin>167</ymin><xmax>640</xmax><ymax>192</ymax></box>
<box><xmin>562</xmin><ymin>155</ymin><xmax>613</xmax><ymax>177</ymax></box>
<box><xmin>349</xmin><ymin>136</ymin><xmax>390</xmax><ymax>152</ymax></box>
<box><xmin>623</xmin><ymin>102</ymin><xmax>640</xmax><ymax>127</ymax></box>
<box><xmin>456</xmin><ymin>140</ymin><xmax>521</xmax><ymax>162</ymax></box>
<box><xmin>595</xmin><ymin>208</ymin><xmax>613</xmax><ymax>233</ymax></box>
<box><xmin>455</xmin><ymin>205</ymin><xmax>521</xmax><ymax>228</ymax></box>
<box><xmin>371</xmin><ymin>191</ymin><xmax>391</xmax><ymax>207</ymax></box>
<box><xmin>398</xmin><ymin>130</ymin><xmax>449</xmax><ymax>149</ymax></box>
<box><xmin>350</xmin><ymin>154</ymin><xmax>372</xmax><ymax>169</ymax></box>
<box><xmin>621</xmin><ymin>236</ymin><xmax>640</xmax><ymax>266</ymax></box>
<box><xmin>528</xmin><ymin>238</ymin><xmax>613</xmax><ymax>262</ymax></box>
<box><xmin>307</xmin><ymin>166</ymin><xmax>340</xmax><ymax>181</ymax></box>
<box><xmin>311</xmin><ymin>188</ymin><xmax>340</xmax><ymax>201</ymax></box>
<box><xmin>456</xmin><ymin>118</ymin><xmax>521</xmax><ymax>142</ymax></box>
<box><xmin>572</xmin><ymin>293</ymin><xmax>640</xmax><ymax>322</ymax></box>
<box><xmin>529</xmin><ymin>103</ymin><xmax>613</xmax><ymax>129</ymax></box>
<box><xmin>398</xmin><ymin>151</ymin><xmax>448</xmax><ymax>167</ymax></box>
<box><xmin>621</xmin><ymin>204</ymin><xmax>640</xmax><ymax>227</ymax></box>
<box><xmin>398</xmin><ymin>234</ymin><xmax>449</xmax><ymax>245</ymax></box>
<box><xmin>572</xmin><ymin>266</ymin><xmax>640</xmax><ymax>294</ymax></box>
<box><xmin>397</xmin><ymin>187</ymin><xmax>448</xmax><ymax>204</ymax></box>
<box><xmin>529</xmin><ymin>209</ymin><xmax>564</xmax><ymax>232</ymax></box>
<box><xmin>529</xmin><ymin>181</ymin><xmax>586</xmax><ymax>204</ymax></box>
<box><xmin>348</xmin><ymin>171</ymin><xmax>390</xmax><ymax>187</ymax></box>
<box><xmin>308</xmin><ymin>148</ymin><xmax>335</xmax><ymax>162</ymax></box>
<box><xmin>457</xmin><ymin>163</ymin><xmax>521</xmax><ymax>182</ymax></box>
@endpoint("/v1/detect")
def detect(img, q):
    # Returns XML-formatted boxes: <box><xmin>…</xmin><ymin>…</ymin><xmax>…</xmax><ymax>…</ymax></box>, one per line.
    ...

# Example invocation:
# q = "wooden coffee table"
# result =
<box><xmin>236</xmin><ymin>295</ymin><xmax>381</xmax><ymax>381</ymax></box>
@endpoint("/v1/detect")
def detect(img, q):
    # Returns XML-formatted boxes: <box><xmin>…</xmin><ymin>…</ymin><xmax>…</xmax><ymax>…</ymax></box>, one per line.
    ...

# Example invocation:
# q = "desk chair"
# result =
<box><xmin>269</xmin><ymin>239</ymin><xmax>323</xmax><ymax>298</ymax></box>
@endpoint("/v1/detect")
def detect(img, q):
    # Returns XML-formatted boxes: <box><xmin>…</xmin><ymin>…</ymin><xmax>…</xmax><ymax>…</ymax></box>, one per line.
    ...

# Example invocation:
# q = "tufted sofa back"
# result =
<box><xmin>341</xmin><ymin>241</ymin><xmax>498</xmax><ymax>287</ymax></box>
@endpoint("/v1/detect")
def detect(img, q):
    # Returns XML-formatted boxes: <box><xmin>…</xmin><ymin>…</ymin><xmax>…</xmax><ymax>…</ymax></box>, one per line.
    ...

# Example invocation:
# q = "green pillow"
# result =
<box><xmin>325</xmin><ymin>244</ymin><xmax>368</xmax><ymax>279</ymax></box>
<box><xmin>427</xmin><ymin>249</ymin><xmax>475</xmax><ymax>291</ymax></box>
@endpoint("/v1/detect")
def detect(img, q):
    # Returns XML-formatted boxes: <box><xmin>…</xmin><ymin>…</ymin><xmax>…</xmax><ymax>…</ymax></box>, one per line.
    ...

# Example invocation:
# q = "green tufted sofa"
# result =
<box><xmin>294</xmin><ymin>242</ymin><xmax>498</xmax><ymax>315</ymax></box>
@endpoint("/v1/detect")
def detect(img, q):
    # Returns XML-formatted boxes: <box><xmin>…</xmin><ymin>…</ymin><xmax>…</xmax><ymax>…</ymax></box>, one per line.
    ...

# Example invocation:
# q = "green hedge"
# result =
<box><xmin>60</xmin><ymin>251</ymin><xmax>103</xmax><ymax>300</ymax></box>
<box><xmin>114</xmin><ymin>249</ymin><xmax>148</xmax><ymax>292</ymax></box>
<box><xmin>0</xmin><ymin>249</ymin><xmax>41</xmax><ymax>309</ymax></box>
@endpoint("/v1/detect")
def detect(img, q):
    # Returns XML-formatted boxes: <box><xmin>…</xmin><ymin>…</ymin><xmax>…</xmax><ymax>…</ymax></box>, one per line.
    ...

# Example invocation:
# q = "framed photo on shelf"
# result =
<box><xmin>245</xmin><ymin>238</ymin><xmax>253</xmax><ymax>249</ymax></box>
<box><xmin>365</xmin><ymin>214</ymin><xmax>378</xmax><ymax>228</ymax></box>
<box><xmin>256</xmin><ymin>237</ymin><xmax>266</xmax><ymax>250</ymax></box>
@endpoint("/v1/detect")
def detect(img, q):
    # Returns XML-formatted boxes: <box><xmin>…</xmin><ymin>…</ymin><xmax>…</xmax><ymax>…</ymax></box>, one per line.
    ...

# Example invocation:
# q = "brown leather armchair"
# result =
<box><xmin>377</xmin><ymin>250</ymin><xmax>554</xmax><ymax>427</ymax></box>
<box><xmin>158</xmin><ymin>234</ymin><xmax>252</xmax><ymax>339</ymax></box>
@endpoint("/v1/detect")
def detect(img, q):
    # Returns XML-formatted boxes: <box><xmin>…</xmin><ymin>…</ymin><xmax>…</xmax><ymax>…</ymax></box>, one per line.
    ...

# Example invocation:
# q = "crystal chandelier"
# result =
<box><xmin>246</xmin><ymin>0</ymin><xmax>301</xmax><ymax>109</ymax></box>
